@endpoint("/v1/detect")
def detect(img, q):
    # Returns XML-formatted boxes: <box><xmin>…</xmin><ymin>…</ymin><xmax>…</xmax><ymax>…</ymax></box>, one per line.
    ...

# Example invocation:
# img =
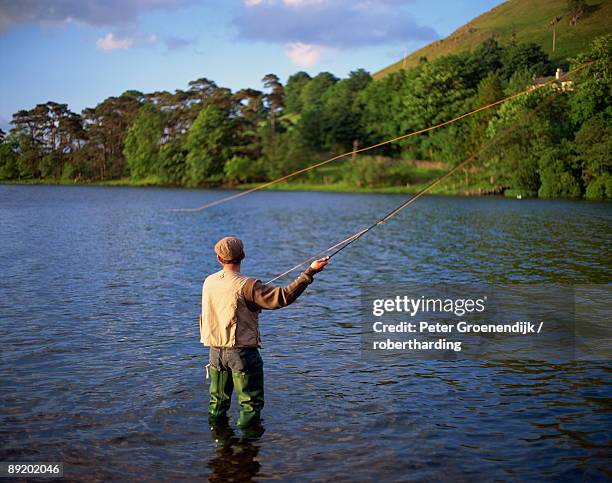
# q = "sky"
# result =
<box><xmin>0</xmin><ymin>0</ymin><xmax>504</xmax><ymax>131</ymax></box>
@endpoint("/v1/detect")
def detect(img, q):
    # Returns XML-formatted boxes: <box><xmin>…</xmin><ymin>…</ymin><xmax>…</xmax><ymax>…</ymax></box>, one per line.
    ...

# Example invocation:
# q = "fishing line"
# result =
<box><xmin>265</xmin><ymin>84</ymin><xmax>566</xmax><ymax>284</ymax></box>
<box><xmin>172</xmin><ymin>65</ymin><xmax>587</xmax><ymax>213</ymax></box>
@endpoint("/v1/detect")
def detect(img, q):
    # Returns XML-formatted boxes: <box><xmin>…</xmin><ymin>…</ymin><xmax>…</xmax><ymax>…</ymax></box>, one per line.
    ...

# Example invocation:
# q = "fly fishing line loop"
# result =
<box><xmin>172</xmin><ymin>65</ymin><xmax>588</xmax><ymax>214</ymax></box>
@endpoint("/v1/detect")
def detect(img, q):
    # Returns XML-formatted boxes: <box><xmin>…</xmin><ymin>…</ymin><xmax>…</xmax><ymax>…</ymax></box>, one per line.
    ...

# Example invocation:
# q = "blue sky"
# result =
<box><xmin>0</xmin><ymin>0</ymin><xmax>504</xmax><ymax>131</ymax></box>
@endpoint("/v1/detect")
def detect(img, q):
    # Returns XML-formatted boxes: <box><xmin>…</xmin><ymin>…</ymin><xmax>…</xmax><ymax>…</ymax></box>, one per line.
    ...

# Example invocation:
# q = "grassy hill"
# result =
<box><xmin>375</xmin><ymin>0</ymin><xmax>611</xmax><ymax>79</ymax></box>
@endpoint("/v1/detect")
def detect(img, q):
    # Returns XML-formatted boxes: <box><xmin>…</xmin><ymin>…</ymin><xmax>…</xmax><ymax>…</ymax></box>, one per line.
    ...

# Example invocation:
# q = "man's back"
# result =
<box><xmin>200</xmin><ymin>270</ymin><xmax>260</xmax><ymax>348</ymax></box>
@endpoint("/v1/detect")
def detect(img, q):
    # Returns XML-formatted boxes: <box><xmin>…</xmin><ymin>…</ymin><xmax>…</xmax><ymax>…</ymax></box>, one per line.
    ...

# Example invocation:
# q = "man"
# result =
<box><xmin>200</xmin><ymin>236</ymin><xmax>329</xmax><ymax>428</ymax></box>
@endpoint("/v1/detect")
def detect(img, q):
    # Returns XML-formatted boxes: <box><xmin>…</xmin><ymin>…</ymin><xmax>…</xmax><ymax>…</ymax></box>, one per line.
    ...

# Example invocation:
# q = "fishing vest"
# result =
<box><xmin>200</xmin><ymin>270</ymin><xmax>261</xmax><ymax>348</ymax></box>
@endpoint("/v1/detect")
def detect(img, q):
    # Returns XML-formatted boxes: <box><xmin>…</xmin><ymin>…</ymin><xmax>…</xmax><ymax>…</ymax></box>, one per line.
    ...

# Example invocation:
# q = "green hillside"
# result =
<box><xmin>375</xmin><ymin>0</ymin><xmax>611</xmax><ymax>79</ymax></box>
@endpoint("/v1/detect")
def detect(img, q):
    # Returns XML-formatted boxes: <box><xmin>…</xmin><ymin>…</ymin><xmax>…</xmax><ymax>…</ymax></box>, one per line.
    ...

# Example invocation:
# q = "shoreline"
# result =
<box><xmin>4</xmin><ymin>178</ymin><xmax>606</xmax><ymax>201</ymax></box>
<box><xmin>0</xmin><ymin>178</ymin><xmax>534</xmax><ymax>198</ymax></box>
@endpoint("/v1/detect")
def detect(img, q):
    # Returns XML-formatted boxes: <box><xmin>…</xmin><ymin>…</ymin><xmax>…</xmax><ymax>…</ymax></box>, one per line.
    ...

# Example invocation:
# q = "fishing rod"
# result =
<box><xmin>172</xmin><ymin>64</ymin><xmax>588</xmax><ymax>214</ymax></box>
<box><xmin>265</xmin><ymin>82</ymin><xmax>567</xmax><ymax>285</ymax></box>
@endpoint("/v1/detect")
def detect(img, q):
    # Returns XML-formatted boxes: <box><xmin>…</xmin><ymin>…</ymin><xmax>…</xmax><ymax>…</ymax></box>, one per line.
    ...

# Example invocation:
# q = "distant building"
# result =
<box><xmin>530</xmin><ymin>67</ymin><xmax>574</xmax><ymax>92</ymax></box>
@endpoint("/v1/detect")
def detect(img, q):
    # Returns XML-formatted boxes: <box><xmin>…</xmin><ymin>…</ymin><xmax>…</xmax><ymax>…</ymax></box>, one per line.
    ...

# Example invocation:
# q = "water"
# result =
<box><xmin>0</xmin><ymin>185</ymin><xmax>610</xmax><ymax>481</ymax></box>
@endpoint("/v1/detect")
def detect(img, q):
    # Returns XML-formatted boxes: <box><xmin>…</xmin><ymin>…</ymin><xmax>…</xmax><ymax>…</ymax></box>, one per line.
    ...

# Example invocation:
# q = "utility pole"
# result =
<box><xmin>549</xmin><ymin>15</ymin><xmax>562</xmax><ymax>52</ymax></box>
<box><xmin>352</xmin><ymin>140</ymin><xmax>359</xmax><ymax>162</ymax></box>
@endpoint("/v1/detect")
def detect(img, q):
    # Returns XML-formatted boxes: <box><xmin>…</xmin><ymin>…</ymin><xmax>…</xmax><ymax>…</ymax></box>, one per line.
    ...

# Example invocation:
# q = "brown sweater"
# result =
<box><xmin>242</xmin><ymin>267</ymin><xmax>317</xmax><ymax>311</ymax></box>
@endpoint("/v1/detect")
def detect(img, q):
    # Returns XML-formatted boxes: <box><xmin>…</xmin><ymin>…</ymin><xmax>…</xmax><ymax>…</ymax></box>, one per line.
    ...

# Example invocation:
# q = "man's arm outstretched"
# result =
<box><xmin>243</xmin><ymin>257</ymin><xmax>329</xmax><ymax>310</ymax></box>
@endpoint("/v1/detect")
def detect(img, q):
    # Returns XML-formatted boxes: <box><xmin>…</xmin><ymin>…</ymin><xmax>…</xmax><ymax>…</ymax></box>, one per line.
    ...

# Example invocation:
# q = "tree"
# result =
<box><xmin>224</xmin><ymin>155</ymin><xmax>255</xmax><ymax>183</ymax></box>
<box><xmin>8</xmin><ymin>102</ymin><xmax>85</xmax><ymax>179</ymax></box>
<box><xmin>81</xmin><ymin>94</ymin><xmax>141</xmax><ymax>179</ymax></box>
<box><xmin>486</xmin><ymin>86</ymin><xmax>574</xmax><ymax>196</ymax></box>
<box><xmin>394</xmin><ymin>54</ymin><xmax>477</xmax><ymax>161</ymax></box>
<box><xmin>284</xmin><ymin>71</ymin><xmax>311</xmax><ymax>113</ymax></box>
<box><xmin>234</xmin><ymin>88</ymin><xmax>265</xmax><ymax>161</ymax></box>
<box><xmin>124</xmin><ymin>103</ymin><xmax>164</xmax><ymax>179</ymax></box>
<box><xmin>148</xmin><ymin>89</ymin><xmax>192</xmax><ymax>138</ymax></box>
<box><xmin>184</xmin><ymin>102</ymin><xmax>235</xmax><ymax>185</ymax></box>
<box><xmin>445</xmin><ymin>72</ymin><xmax>505</xmax><ymax>171</ymax></box>
<box><xmin>569</xmin><ymin>35</ymin><xmax>611</xmax><ymax>125</ymax></box>
<box><xmin>574</xmin><ymin>117</ymin><xmax>611</xmax><ymax>199</ymax></box>
<box><xmin>345</xmin><ymin>68</ymin><xmax>372</xmax><ymax>92</ymax></box>
<box><xmin>262</xmin><ymin>73</ymin><xmax>284</xmax><ymax>140</ymax></box>
<box><xmin>470</xmin><ymin>39</ymin><xmax>504</xmax><ymax>76</ymax></box>
<box><xmin>568</xmin><ymin>0</ymin><xmax>586</xmax><ymax>26</ymax></box>
<box><xmin>538</xmin><ymin>143</ymin><xmax>582</xmax><ymax>198</ymax></box>
<box><xmin>0</xmin><ymin>133</ymin><xmax>19</xmax><ymax>179</ymax></box>
<box><xmin>188</xmin><ymin>77</ymin><xmax>218</xmax><ymax>101</ymax></box>
<box><xmin>158</xmin><ymin>139</ymin><xmax>188</xmax><ymax>184</ymax></box>
<box><xmin>314</xmin><ymin>70</ymin><xmax>372</xmax><ymax>151</ymax></box>
<box><xmin>299</xmin><ymin>72</ymin><xmax>338</xmax><ymax>108</ymax></box>
<box><xmin>180</xmin><ymin>77</ymin><xmax>219</xmax><ymax>128</ymax></box>
<box><xmin>294</xmin><ymin>72</ymin><xmax>341</xmax><ymax>151</ymax></box>
<box><xmin>500</xmin><ymin>43</ymin><xmax>552</xmax><ymax>80</ymax></box>
<box><xmin>359</xmin><ymin>69</ymin><xmax>408</xmax><ymax>154</ymax></box>
<box><xmin>261</xmin><ymin>127</ymin><xmax>314</xmax><ymax>180</ymax></box>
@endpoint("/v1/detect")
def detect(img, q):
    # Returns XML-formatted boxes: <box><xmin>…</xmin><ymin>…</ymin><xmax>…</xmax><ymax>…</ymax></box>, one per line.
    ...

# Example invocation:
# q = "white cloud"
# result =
<box><xmin>284</xmin><ymin>42</ymin><xmax>323</xmax><ymax>67</ymax></box>
<box><xmin>95</xmin><ymin>31</ymin><xmax>159</xmax><ymax>51</ymax></box>
<box><xmin>244</xmin><ymin>0</ymin><xmax>264</xmax><ymax>5</ymax></box>
<box><xmin>96</xmin><ymin>33</ymin><xmax>134</xmax><ymax>51</ymax></box>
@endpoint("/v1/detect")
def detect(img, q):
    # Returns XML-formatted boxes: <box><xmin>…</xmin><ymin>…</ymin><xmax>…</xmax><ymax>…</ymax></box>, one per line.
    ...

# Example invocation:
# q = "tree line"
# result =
<box><xmin>0</xmin><ymin>35</ymin><xmax>609</xmax><ymax>199</ymax></box>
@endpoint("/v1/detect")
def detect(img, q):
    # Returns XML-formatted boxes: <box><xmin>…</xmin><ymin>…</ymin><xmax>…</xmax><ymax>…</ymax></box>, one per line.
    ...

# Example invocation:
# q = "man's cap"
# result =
<box><xmin>214</xmin><ymin>236</ymin><xmax>245</xmax><ymax>263</ymax></box>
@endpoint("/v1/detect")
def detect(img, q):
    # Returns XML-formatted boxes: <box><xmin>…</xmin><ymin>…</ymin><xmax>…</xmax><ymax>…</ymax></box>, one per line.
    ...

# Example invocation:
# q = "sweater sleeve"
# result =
<box><xmin>243</xmin><ymin>267</ymin><xmax>317</xmax><ymax>310</ymax></box>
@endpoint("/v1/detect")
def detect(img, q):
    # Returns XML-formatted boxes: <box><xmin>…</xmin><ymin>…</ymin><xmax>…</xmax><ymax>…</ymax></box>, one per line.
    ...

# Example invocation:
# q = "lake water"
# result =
<box><xmin>0</xmin><ymin>185</ymin><xmax>610</xmax><ymax>481</ymax></box>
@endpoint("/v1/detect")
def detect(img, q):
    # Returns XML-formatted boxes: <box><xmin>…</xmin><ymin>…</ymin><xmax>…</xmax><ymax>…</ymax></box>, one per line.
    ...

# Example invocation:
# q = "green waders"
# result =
<box><xmin>232</xmin><ymin>370</ymin><xmax>264</xmax><ymax>428</ymax></box>
<box><xmin>208</xmin><ymin>366</ymin><xmax>233</xmax><ymax>421</ymax></box>
<box><xmin>208</xmin><ymin>347</ymin><xmax>265</xmax><ymax>428</ymax></box>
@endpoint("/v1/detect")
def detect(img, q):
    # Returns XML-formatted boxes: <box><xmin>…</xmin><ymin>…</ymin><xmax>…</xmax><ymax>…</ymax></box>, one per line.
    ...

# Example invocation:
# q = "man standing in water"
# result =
<box><xmin>200</xmin><ymin>236</ymin><xmax>329</xmax><ymax>428</ymax></box>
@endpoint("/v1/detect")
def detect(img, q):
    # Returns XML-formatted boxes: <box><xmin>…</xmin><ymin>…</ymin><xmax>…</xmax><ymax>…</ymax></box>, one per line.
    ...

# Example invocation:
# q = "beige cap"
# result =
<box><xmin>214</xmin><ymin>236</ymin><xmax>245</xmax><ymax>263</ymax></box>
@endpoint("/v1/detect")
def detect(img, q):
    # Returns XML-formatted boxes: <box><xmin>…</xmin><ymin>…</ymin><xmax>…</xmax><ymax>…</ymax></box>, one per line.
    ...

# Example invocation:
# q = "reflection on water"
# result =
<box><xmin>0</xmin><ymin>185</ymin><xmax>610</xmax><ymax>480</ymax></box>
<box><xmin>208</xmin><ymin>421</ymin><xmax>263</xmax><ymax>482</ymax></box>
